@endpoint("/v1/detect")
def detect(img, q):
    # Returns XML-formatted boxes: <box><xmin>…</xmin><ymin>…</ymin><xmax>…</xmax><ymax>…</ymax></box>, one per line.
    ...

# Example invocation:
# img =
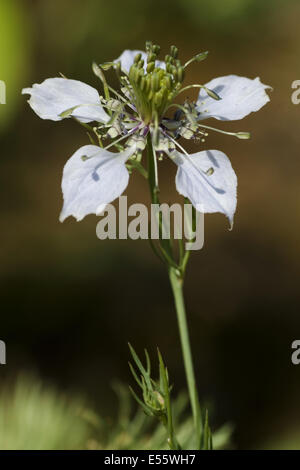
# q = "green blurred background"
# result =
<box><xmin>1</xmin><ymin>0</ymin><xmax>300</xmax><ymax>449</ymax></box>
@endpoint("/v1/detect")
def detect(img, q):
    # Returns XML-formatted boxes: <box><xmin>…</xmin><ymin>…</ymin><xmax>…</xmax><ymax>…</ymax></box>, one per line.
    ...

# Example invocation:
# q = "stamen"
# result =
<box><xmin>126</xmin><ymin>41</ymin><xmax>185</xmax><ymax>124</ymax></box>
<box><xmin>183</xmin><ymin>51</ymin><xmax>209</xmax><ymax>69</ymax></box>
<box><xmin>104</xmin><ymin>125</ymin><xmax>141</xmax><ymax>150</ymax></box>
<box><xmin>162</xmin><ymin>130</ymin><xmax>190</xmax><ymax>156</ymax></box>
<box><xmin>176</xmin><ymin>84</ymin><xmax>221</xmax><ymax>100</ymax></box>
<box><xmin>162</xmin><ymin>130</ymin><xmax>217</xmax><ymax>186</ymax></box>
<box><xmin>198</xmin><ymin>123</ymin><xmax>250</xmax><ymax>139</ymax></box>
<box><xmin>59</xmin><ymin>102</ymin><xmax>106</xmax><ymax>118</ymax></box>
<box><xmin>106</xmin><ymin>86</ymin><xmax>132</xmax><ymax>107</ymax></box>
<box><xmin>151</xmin><ymin>140</ymin><xmax>159</xmax><ymax>189</ymax></box>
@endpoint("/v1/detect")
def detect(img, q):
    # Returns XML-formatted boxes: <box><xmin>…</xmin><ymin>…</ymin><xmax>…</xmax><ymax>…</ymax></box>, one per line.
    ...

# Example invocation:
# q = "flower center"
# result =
<box><xmin>127</xmin><ymin>43</ymin><xmax>184</xmax><ymax>125</ymax></box>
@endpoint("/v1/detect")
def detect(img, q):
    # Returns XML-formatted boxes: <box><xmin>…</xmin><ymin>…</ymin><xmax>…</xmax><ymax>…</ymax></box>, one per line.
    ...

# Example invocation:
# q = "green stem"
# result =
<box><xmin>146</xmin><ymin>136</ymin><xmax>202</xmax><ymax>447</ymax></box>
<box><xmin>158</xmin><ymin>350</ymin><xmax>180</xmax><ymax>450</ymax></box>
<box><xmin>147</xmin><ymin>135</ymin><xmax>174</xmax><ymax>262</ymax></box>
<box><xmin>147</xmin><ymin>134</ymin><xmax>159</xmax><ymax>204</ymax></box>
<box><xmin>168</xmin><ymin>267</ymin><xmax>202</xmax><ymax>447</ymax></box>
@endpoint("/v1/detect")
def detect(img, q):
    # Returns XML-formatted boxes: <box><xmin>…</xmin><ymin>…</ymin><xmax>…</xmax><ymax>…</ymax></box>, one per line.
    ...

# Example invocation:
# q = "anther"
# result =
<box><xmin>145</xmin><ymin>41</ymin><xmax>152</xmax><ymax>52</ymax></box>
<box><xmin>203</xmin><ymin>86</ymin><xmax>221</xmax><ymax>101</ymax></box>
<box><xmin>151</xmin><ymin>74</ymin><xmax>160</xmax><ymax>92</ymax></box>
<box><xmin>166</xmin><ymin>63</ymin><xmax>172</xmax><ymax>74</ymax></box>
<box><xmin>177</xmin><ymin>67</ymin><xmax>185</xmax><ymax>83</ymax></box>
<box><xmin>147</xmin><ymin>52</ymin><xmax>156</xmax><ymax>63</ymax></box>
<box><xmin>134</xmin><ymin>53</ymin><xmax>142</xmax><ymax>64</ymax></box>
<box><xmin>152</xmin><ymin>45</ymin><xmax>160</xmax><ymax>55</ymax></box>
<box><xmin>147</xmin><ymin>62</ymin><xmax>155</xmax><ymax>73</ymax></box>
<box><xmin>236</xmin><ymin>132</ymin><xmax>251</xmax><ymax>139</ymax></box>
<box><xmin>140</xmin><ymin>77</ymin><xmax>146</xmax><ymax>91</ymax></box>
<box><xmin>154</xmin><ymin>91</ymin><xmax>163</xmax><ymax>107</ymax></box>
<box><xmin>163</xmin><ymin>75</ymin><xmax>172</xmax><ymax>90</ymax></box>
<box><xmin>170</xmin><ymin>45</ymin><xmax>178</xmax><ymax>59</ymax></box>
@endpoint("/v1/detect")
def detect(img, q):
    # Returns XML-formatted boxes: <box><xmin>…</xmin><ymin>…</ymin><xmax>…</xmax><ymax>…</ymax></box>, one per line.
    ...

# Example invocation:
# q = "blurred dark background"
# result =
<box><xmin>1</xmin><ymin>0</ymin><xmax>300</xmax><ymax>449</ymax></box>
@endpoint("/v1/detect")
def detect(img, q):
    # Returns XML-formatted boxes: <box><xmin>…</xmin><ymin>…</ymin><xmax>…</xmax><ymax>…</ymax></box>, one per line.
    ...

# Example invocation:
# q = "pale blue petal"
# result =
<box><xmin>22</xmin><ymin>78</ymin><xmax>109</xmax><ymax>123</ymax></box>
<box><xmin>197</xmin><ymin>75</ymin><xmax>271</xmax><ymax>121</ymax></box>
<box><xmin>60</xmin><ymin>144</ymin><xmax>136</xmax><ymax>222</ymax></box>
<box><xmin>115</xmin><ymin>49</ymin><xmax>165</xmax><ymax>73</ymax></box>
<box><xmin>172</xmin><ymin>149</ymin><xmax>237</xmax><ymax>225</ymax></box>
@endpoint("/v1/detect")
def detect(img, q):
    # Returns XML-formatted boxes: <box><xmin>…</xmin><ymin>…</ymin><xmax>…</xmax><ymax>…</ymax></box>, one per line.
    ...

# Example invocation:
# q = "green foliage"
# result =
<box><xmin>126</xmin><ymin>345</ymin><xmax>231</xmax><ymax>450</ymax></box>
<box><xmin>0</xmin><ymin>375</ymin><xmax>92</xmax><ymax>450</ymax></box>
<box><xmin>0</xmin><ymin>374</ymin><xmax>232</xmax><ymax>450</ymax></box>
<box><xmin>90</xmin><ymin>382</ymin><xmax>233</xmax><ymax>450</ymax></box>
<box><xmin>128</xmin><ymin>344</ymin><xmax>180</xmax><ymax>449</ymax></box>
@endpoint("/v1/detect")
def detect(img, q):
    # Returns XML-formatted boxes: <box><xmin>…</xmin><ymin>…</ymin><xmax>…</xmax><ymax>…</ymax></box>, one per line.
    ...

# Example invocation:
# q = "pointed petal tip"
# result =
<box><xmin>172</xmin><ymin>149</ymin><xmax>237</xmax><ymax>225</ymax></box>
<box><xmin>22</xmin><ymin>77</ymin><xmax>109</xmax><ymax>123</ymax></box>
<box><xmin>59</xmin><ymin>210</ymin><xmax>85</xmax><ymax>223</ymax></box>
<box><xmin>197</xmin><ymin>74</ymin><xmax>271</xmax><ymax>121</ymax></box>
<box><xmin>59</xmin><ymin>211</ymin><xmax>66</xmax><ymax>223</ymax></box>
<box><xmin>60</xmin><ymin>144</ymin><xmax>134</xmax><ymax>225</ymax></box>
<box><xmin>96</xmin><ymin>203</ymin><xmax>107</xmax><ymax>216</ymax></box>
<box><xmin>21</xmin><ymin>87</ymin><xmax>31</xmax><ymax>95</ymax></box>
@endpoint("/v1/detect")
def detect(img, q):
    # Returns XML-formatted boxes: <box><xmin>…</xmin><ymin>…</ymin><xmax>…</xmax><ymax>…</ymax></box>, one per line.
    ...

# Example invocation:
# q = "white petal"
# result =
<box><xmin>171</xmin><ymin>149</ymin><xmax>237</xmax><ymax>225</ymax></box>
<box><xmin>115</xmin><ymin>49</ymin><xmax>165</xmax><ymax>73</ymax></box>
<box><xmin>60</xmin><ymin>144</ymin><xmax>136</xmax><ymax>222</ymax></box>
<box><xmin>22</xmin><ymin>78</ymin><xmax>109</xmax><ymax>123</ymax></box>
<box><xmin>197</xmin><ymin>75</ymin><xmax>271</xmax><ymax>121</ymax></box>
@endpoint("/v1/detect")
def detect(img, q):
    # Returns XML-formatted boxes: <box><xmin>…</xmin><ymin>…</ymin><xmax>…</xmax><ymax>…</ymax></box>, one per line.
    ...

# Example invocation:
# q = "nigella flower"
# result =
<box><xmin>22</xmin><ymin>42</ymin><xmax>271</xmax><ymax>225</ymax></box>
